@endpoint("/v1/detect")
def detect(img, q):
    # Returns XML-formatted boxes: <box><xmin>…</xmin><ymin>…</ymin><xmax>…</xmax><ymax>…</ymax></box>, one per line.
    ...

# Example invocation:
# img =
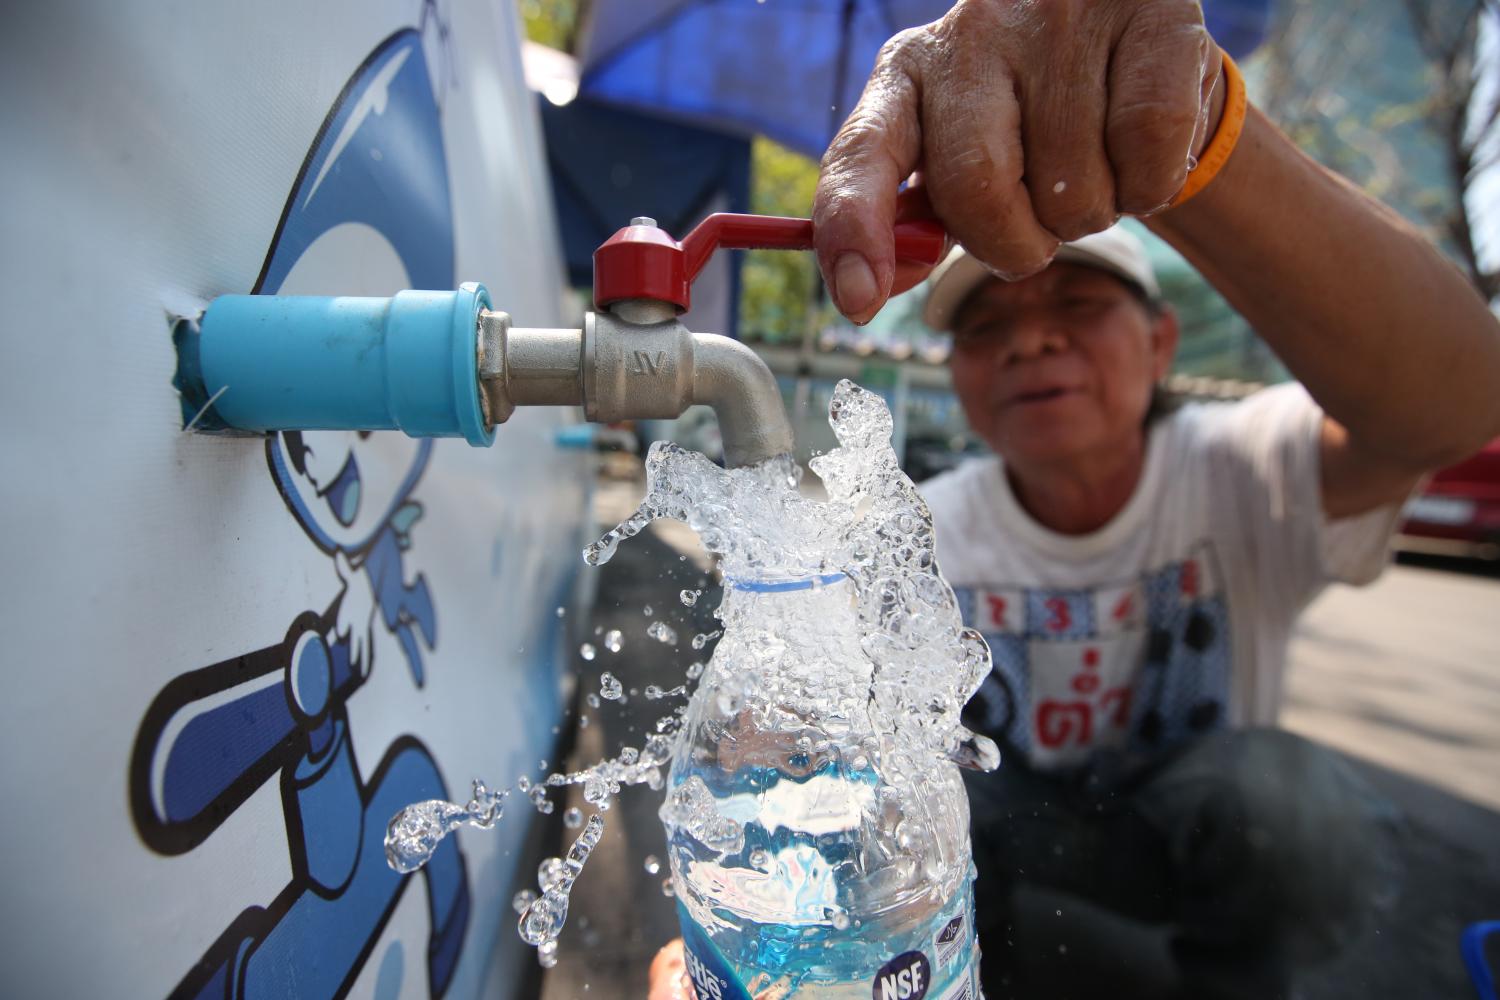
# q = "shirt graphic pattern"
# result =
<box><xmin>955</xmin><ymin>541</ymin><xmax>1233</xmax><ymax>769</ymax></box>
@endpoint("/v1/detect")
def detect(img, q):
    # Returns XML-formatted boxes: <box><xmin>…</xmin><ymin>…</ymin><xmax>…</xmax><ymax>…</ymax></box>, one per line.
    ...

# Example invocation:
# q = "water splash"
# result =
<box><xmin>599</xmin><ymin>381</ymin><xmax>997</xmax><ymax>888</ymax></box>
<box><xmin>388</xmin><ymin>379</ymin><xmax>996</xmax><ymax>965</ymax></box>
<box><xmin>518</xmin><ymin>814</ymin><xmax>605</xmax><ymax>953</ymax></box>
<box><xmin>384</xmin><ymin>779</ymin><xmax>507</xmax><ymax>874</ymax></box>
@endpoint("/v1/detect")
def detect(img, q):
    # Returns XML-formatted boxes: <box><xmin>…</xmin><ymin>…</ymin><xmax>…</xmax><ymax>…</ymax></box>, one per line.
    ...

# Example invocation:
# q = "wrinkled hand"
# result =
<box><xmin>647</xmin><ymin>939</ymin><xmax>695</xmax><ymax>1000</ymax></box>
<box><xmin>814</xmin><ymin>0</ymin><xmax>1222</xmax><ymax>322</ymax></box>
<box><xmin>332</xmin><ymin>549</ymin><xmax>376</xmax><ymax>675</ymax></box>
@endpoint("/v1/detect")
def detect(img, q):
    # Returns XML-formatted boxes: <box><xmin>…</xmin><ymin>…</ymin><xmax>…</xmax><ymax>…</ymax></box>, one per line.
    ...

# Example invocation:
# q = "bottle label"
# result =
<box><xmin>680</xmin><ymin>910</ymin><xmax>755</xmax><ymax>1000</ymax></box>
<box><xmin>677</xmin><ymin>879</ymin><xmax>979</xmax><ymax>999</ymax></box>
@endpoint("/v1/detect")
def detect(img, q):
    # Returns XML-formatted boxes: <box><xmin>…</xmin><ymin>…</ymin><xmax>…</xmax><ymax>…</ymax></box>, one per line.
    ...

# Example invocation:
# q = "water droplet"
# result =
<box><xmin>690</xmin><ymin>629</ymin><xmax>721</xmax><ymax>650</ymax></box>
<box><xmin>538</xmin><ymin>939</ymin><xmax>560</xmax><ymax>968</ymax></box>
<box><xmin>579</xmin><ymin>643</ymin><xmax>596</xmax><ymax>661</ymax></box>
<box><xmin>647</xmin><ymin>621</ymin><xmax>678</xmax><ymax>644</ymax></box>
<box><xmin>603</xmin><ymin>630</ymin><xmax>623</xmax><ymax>653</ymax></box>
<box><xmin>513</xmin><ymin>889</ymin><xmax>537</xmax><ymax>913</ymax></box>
<box><xmin>645</xmin><ymin>684</ymin><xmax>664</xmax><ymax>700</ymax></box>
<box><xmin>555</xmin><ymin>606</ymin><xmax>566</xmax><ymax>617</ymax></box>
<box><xmin>539</xmin><ymin>857</ymin><xmax>569</xmax><ymax>892</ymax></box>
<box><xmin>679</xmin><ymin>589</ymin><xmax>700</xmax><ymax>607</ymax></box>
<box><xmin>827</xmin><ymin>906</ymin><xmax>851</xmax><ymax>930</ymax></box>
<box><xmin>643</xmin><ymin>854</ymin><xmax>661</xmax><ymax>875</ymax></box>
<box><xmin>586</xmin><ymin>693</ymin><xmax>601</xmax><ymax>709</ymax></box>
<box><xmin>686</xmin><ymin>661</ymin><xmax>705</xmax><ymax>679</ymax></box>
<box><xmin>643</xmin><ymin>604</ymin><xmax>654</xmax><ymax>616</ymax></box>
<box><xmin>384</xmin><ymin>800</ymin><xmax>465</xmax><ymax>873</ymax></box>
<box><xmin>599</xmin><ymin>672</ymin><xmax>624</xmax><ymax>700</ymax></box>
<box><xmin>661</xmin><ymin>877</ymin><xmax>675</xmax><ymax>897</ymax></box>
<box><xmin>564</xmin><ymin>807</ymin><xmax>584</xmax><ymax>829</ymax></box>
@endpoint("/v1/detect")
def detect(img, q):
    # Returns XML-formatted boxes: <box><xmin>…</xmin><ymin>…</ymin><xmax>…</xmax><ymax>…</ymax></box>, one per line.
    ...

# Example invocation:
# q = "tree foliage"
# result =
<box><xmin>519</xmin><ymin>0</ymin><xmax>585</xmax><ymax>51</ymax></box>
<box><xmin>1255</xmin><ymin>0</ymin><xmax>1499</xmax><ymax>299</ymax></box>
<box><xmin>739</xmin><ymin>138</ymin><xmax>827</xmax><ymax>343</ymax></box>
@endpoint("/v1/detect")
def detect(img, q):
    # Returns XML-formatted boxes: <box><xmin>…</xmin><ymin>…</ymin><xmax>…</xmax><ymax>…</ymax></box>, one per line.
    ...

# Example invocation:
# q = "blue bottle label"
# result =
<box><xmin>680</xmin><ymin>910</ymin><xmax>755</xmax><ymax>1000</ymax></box>
<box><xmin>677</xmin><ymin>879</ymin><xmax>979</xmax><ymax>999</ymax></box>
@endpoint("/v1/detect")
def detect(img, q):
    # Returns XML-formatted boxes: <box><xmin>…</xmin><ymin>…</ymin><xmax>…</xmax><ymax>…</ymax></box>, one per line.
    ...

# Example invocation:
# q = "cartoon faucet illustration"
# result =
<box><xmin>175</xmin><ymin>214</ymin><xmax>945</xmax><ymax>468</ymax></box>
<box><xmin>129</xmin><ymin>427</ymin><xmax>469</xmax><ymax>999</ymax></box>
<box><xmin>129</xmin><ymin>19</ymin><xmax>480</xmax><ymax>997</ymax></box>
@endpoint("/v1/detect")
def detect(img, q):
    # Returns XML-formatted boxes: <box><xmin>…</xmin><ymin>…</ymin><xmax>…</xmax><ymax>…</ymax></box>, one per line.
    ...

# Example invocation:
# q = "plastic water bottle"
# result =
<box><xmin>660</xmin><ymin>573</ymin><xmax>981</xmax><ymax>1000</ymax></box>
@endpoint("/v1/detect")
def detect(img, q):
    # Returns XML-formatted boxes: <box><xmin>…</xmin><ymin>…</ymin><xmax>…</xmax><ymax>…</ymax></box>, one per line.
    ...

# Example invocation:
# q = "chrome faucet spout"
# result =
<box><xmin>690</xmin><ymin>333</ymin><xmax>794</xmax><ymax>468</ymax></box>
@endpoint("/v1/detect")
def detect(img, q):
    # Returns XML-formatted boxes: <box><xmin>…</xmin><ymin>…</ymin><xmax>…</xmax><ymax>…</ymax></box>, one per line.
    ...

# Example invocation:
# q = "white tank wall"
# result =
<box><xmin>0</xmin><ymin>2</ymin><xmax>586</xmax><ymax>997</ymax></box>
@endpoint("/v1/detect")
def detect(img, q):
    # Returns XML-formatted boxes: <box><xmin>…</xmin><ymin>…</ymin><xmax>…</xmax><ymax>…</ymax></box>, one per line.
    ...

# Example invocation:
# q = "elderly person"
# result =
<box><xmin>651</xmin><ymin>1</ymin><xmax>1500</xmax><ymax>996</ymax></box>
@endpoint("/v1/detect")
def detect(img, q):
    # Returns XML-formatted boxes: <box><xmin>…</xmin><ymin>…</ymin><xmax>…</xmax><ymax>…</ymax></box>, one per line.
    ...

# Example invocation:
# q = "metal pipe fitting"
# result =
<box><xmin>477</xmin><ymin>311</ymin><xmax>584</xmax><ymax>424</ymax></box>
<box><xmin>689</xmin><ymin>333</ymin><xmax>795</xmax><ymax>468</ymax></box>
<box><xmin>479</xmin><ymin>300</ymin><xmax>794</xmax><ymax>467</ymax></box>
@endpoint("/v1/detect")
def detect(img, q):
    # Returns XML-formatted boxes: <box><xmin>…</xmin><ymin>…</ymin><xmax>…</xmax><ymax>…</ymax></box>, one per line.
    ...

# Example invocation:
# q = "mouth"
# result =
<box><xmin>1009</xmin><ymin>386</ymin><xmax>1078</xmax><ymax>406</ymax></box>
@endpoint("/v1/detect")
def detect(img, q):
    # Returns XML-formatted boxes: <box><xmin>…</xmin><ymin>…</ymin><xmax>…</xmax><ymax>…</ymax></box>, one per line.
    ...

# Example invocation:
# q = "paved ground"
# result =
<box><xmin>537</xmin><ymin>474</ymin><xmax>1500</xmax><ymax>1000</ymax></box>
<box><xmin>1286</xmin><ymin>553</ymin><xmax>1500</xmax><ymax>999</ymax></box>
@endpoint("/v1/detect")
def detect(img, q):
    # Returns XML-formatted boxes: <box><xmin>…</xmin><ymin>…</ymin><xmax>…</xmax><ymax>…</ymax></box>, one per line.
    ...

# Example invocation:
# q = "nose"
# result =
<box><xmin>998</xmin><ymin>311</ymin><xmax>1068</xmax><ymax>366</ymax></box>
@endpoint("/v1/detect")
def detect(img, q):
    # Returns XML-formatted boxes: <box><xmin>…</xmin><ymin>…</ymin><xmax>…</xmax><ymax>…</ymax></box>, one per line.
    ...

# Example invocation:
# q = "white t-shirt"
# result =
<box><xmin>919</xmin><ymin>384</ymin><xmax>1402</xmax><ymax>771</ymax></box>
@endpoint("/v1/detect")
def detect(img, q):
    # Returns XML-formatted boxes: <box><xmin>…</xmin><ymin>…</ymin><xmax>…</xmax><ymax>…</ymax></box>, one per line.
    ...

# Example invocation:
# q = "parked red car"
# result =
<box><xmin>1399</xmin><ymin>438</ymin><xmax>1500</xmax><ymax>560</ymax></box>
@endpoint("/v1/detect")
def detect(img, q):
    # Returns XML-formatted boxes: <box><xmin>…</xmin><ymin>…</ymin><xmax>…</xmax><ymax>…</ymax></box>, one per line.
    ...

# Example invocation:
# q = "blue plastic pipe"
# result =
<box><xmin>194</xmin><ymin>283</ymin><xmax>494</xmax><ymax>447</ymax></box>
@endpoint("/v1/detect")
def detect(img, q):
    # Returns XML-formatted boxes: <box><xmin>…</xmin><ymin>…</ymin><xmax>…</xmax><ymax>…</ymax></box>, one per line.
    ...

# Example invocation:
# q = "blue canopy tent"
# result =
<box><xmin>578</xmin><ymin>0</ymin><xmax>1276</xmax><ymax>162</ymax></box>
<box><xmin>538</xmin><ymin>96</ymin><xmax>750</xmax><ymax>335</ymax></box>
<box><xmin>524</xmin><ymin>42</ymin><xmax>751</xmax><ymax>336</ymax></box>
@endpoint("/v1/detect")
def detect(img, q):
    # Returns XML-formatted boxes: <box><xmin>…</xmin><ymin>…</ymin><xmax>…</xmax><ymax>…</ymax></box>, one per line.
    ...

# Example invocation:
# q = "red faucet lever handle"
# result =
<box><xmin>592</xmin><ymin>213</ymin><xmax>946</xmax><ymax>313</ymax></box>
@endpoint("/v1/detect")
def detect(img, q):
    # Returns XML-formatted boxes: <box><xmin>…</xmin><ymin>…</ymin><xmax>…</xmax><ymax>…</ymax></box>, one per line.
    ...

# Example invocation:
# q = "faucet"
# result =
<box><xmin>179</xmin><ymin>214</ymin><xmax>944</xmax><ymax>467</ymax></box>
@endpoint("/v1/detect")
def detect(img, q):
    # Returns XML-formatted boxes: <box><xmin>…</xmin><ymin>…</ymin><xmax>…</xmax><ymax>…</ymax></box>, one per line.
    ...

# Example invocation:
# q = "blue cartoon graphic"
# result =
<box><xmin>130</xmin><ymin>13</ymin><xmax>473</xmax><ymax>998</ymax></box>
<box><xmin>956</xmin><ymin>541</ymin><xmax>1233</xmax><ymax>770</ymax></box>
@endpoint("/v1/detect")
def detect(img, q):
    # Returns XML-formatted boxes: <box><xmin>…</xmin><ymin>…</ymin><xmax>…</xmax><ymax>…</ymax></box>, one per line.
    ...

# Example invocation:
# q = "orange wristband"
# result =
<box><xmin>1169</xmin><ymin>50</ymin><xmax>1247</xmax><ymax>209</ymax></box>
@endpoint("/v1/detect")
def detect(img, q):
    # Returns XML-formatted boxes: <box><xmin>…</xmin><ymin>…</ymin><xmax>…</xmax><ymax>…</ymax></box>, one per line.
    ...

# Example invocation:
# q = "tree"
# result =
<box><xmin>1401</xmin><ymin>0</ymin><xmax>1500</xmax><ymax>300</ymax></box>
<box><xmin>1255</xmin><ymin>0</ymin><xmax>1500</xmax><ymax>301</ymax></box>
<box><xmin>519</xmin><ymin>0</ymin><xmax>587</xmax><ymax>52</ymax></box>
<box><xmin>739</xmin><ymin>138</ymin><xmax>826</xmax><ymax>343</ymax></box>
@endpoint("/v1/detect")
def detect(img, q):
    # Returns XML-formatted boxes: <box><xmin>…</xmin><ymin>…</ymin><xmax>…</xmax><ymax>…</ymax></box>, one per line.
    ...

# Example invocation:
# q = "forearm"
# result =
<box><xmin>1148</xmin><ymin>105</ymin><xmax>1500</xmax><ymax>470</ymax></box>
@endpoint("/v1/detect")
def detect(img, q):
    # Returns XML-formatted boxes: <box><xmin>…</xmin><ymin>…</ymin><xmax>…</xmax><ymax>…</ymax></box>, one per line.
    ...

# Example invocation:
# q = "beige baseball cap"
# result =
<box><xmin>921</xmin><ymin>226</ymin><xmax>1161</xmax><ymax>332</ymax></box>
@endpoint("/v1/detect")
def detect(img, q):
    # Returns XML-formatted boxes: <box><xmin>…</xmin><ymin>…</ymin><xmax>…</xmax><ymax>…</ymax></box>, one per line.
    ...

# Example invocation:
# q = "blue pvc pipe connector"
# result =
<box><xmin>196</xmin><ymin>283</ymin><xmax>494</xmax><ymax>447</ymax></box>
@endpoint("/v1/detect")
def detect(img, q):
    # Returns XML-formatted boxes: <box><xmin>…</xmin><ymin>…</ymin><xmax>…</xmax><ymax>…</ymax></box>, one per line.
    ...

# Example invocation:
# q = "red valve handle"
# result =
<box><xmin>592</xmin><ymin>213</ymin><xmax>946</xmax><ymax>313</ymax></box>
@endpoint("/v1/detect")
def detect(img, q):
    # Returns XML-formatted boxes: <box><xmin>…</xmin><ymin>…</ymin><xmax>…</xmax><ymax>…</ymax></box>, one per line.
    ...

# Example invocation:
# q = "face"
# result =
<box><xmin>273</xmin><ymin>430</ymin><xmax>429</xmax><ymax>553</ymax></box>
<box><xmin>947</xmin><ymin>263</ymin><xmax>1178</xmax><ymax>468</ymax></box>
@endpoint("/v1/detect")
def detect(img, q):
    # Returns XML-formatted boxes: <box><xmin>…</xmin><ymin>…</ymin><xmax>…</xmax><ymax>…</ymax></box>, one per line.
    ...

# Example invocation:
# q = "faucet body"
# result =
<box><xmin>481</xmin><ymin>299</ymin><xmax>793</xmax><ymax>467</ymax></box>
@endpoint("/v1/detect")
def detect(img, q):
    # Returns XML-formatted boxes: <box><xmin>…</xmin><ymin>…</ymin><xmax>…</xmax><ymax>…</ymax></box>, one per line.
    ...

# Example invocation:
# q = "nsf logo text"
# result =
<box><xmin>872</xmin><ymin>950</ymin><xmax>931</xmax><ymax>1000</ymax></box>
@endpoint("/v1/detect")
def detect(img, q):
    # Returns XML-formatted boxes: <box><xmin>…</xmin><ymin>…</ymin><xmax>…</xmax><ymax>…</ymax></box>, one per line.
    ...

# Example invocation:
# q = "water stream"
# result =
<box><xmin>384</xmin><ymin>379</ymin><xmax>997</xmax><ymax>966</ymax></box>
